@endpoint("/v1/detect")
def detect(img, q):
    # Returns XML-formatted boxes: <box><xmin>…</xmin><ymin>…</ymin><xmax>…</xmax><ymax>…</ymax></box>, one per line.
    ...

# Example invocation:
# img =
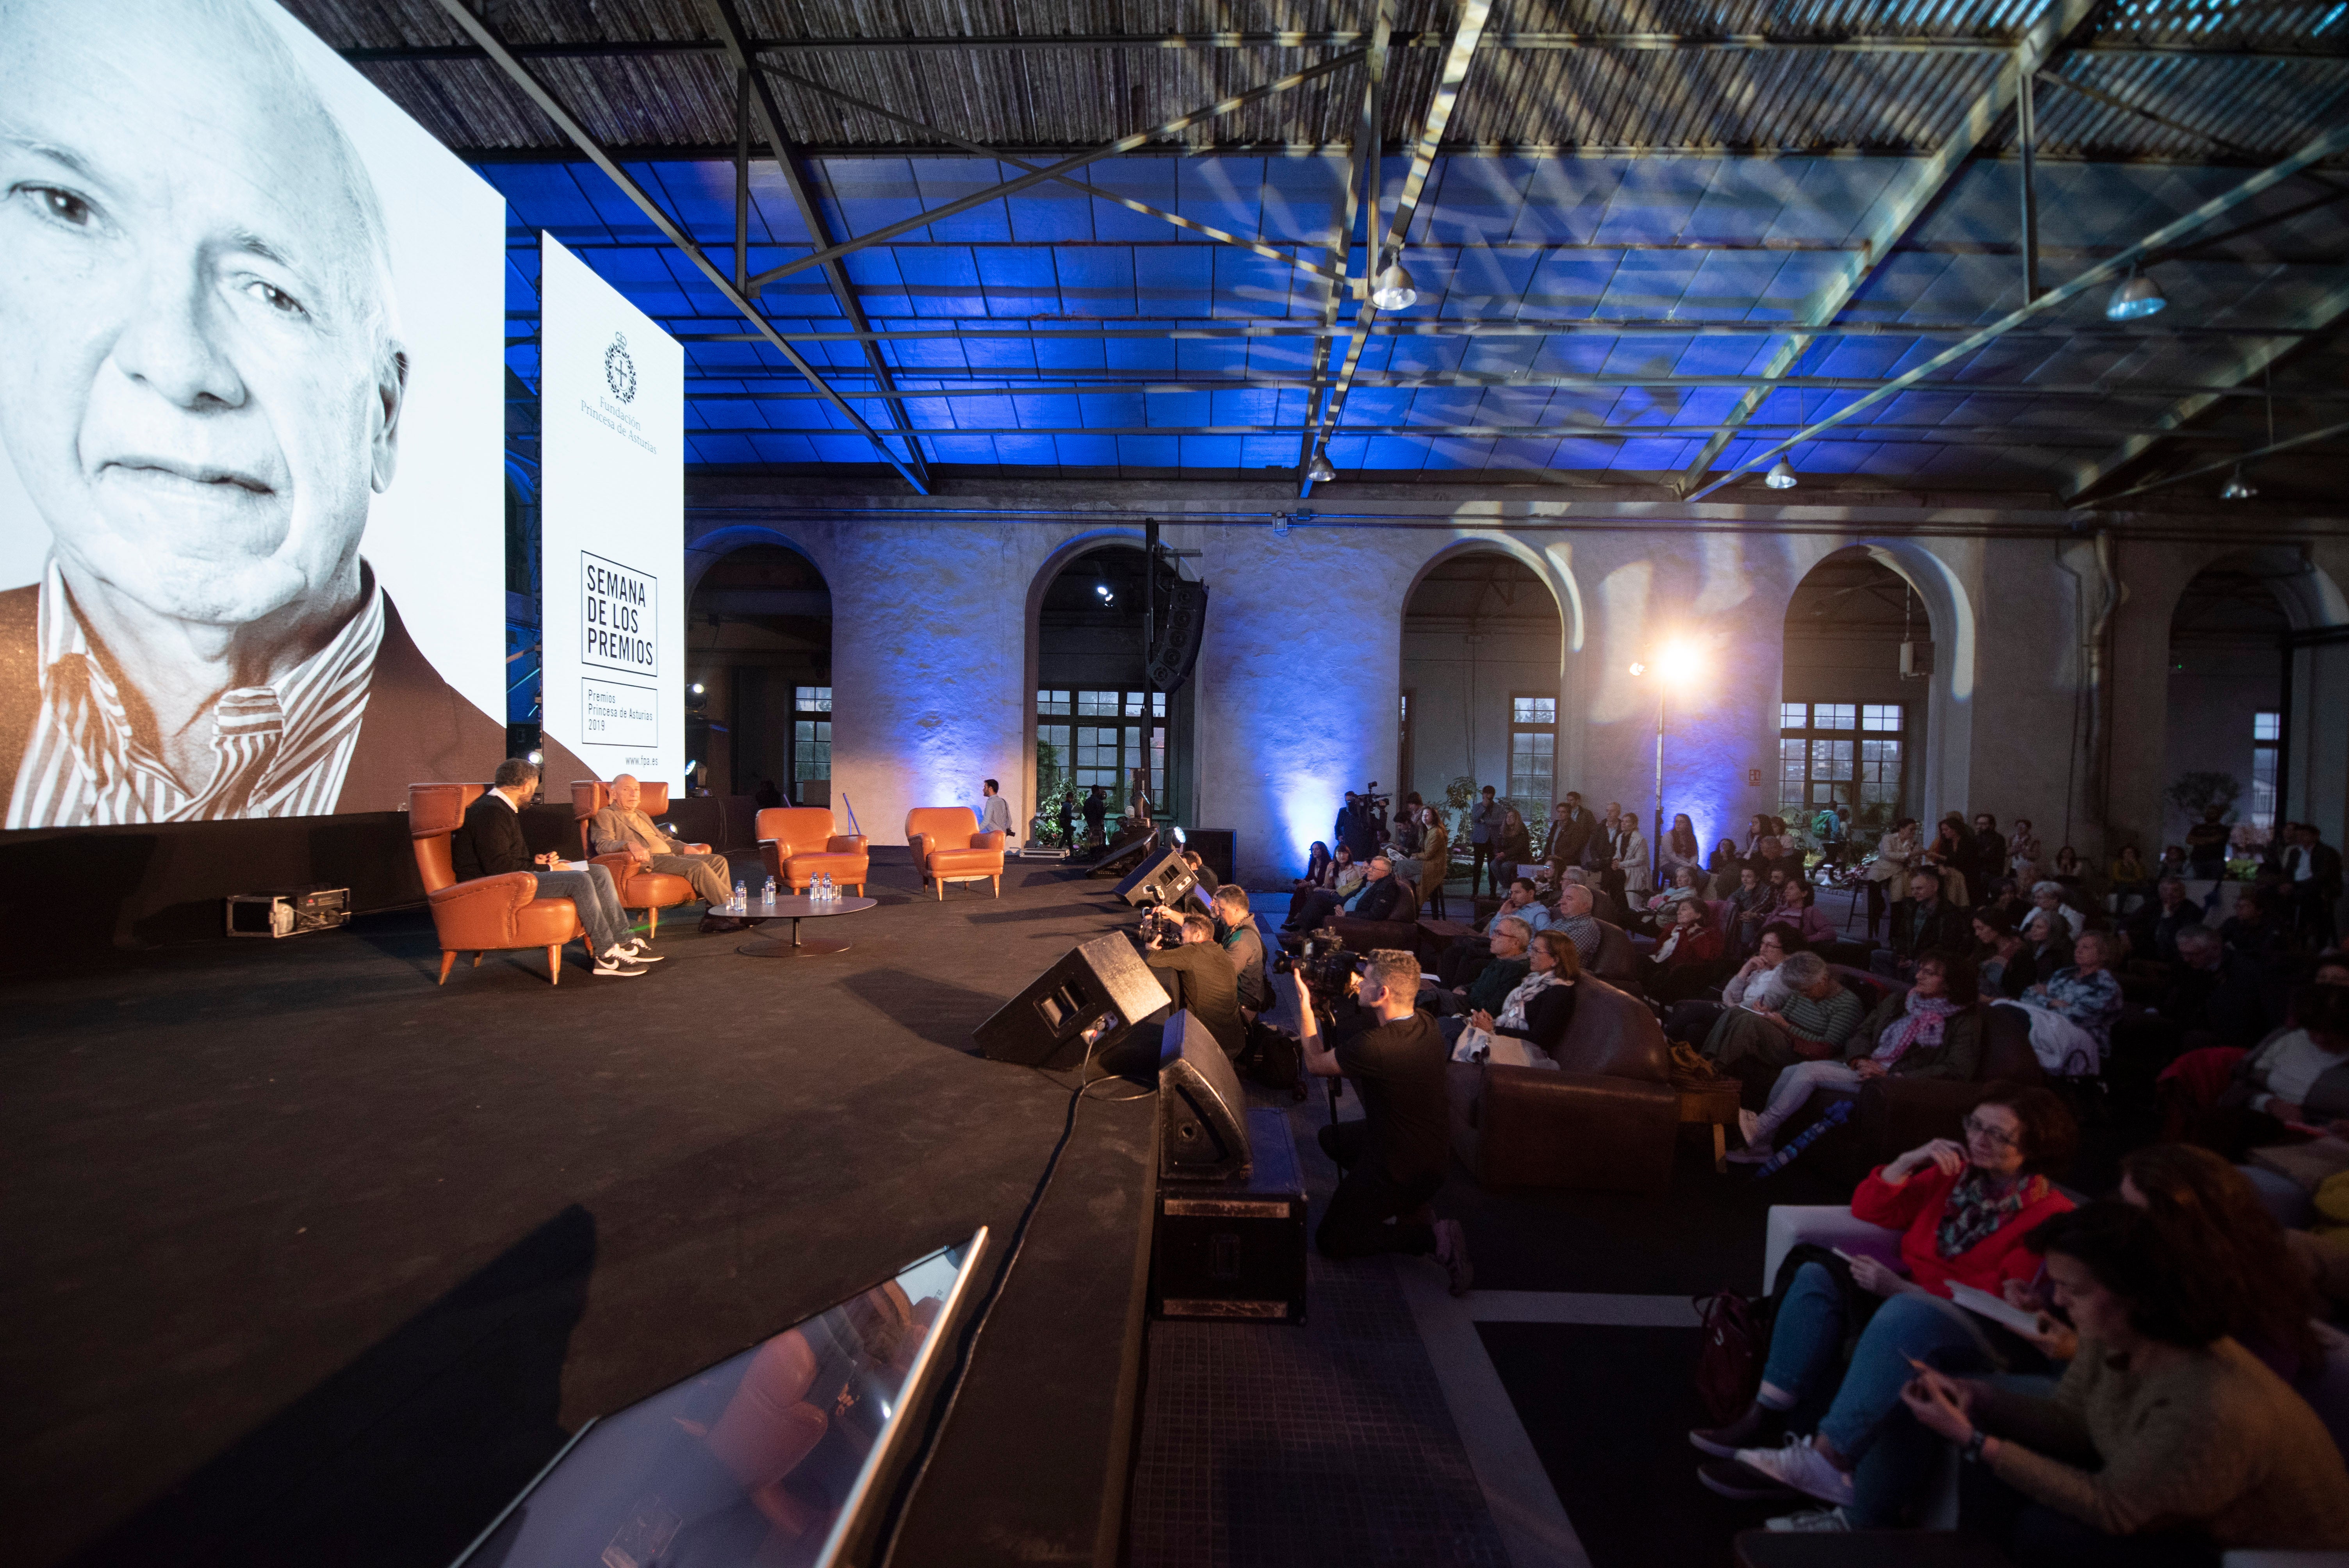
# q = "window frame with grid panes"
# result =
<box><xmin>791</xmin><ymin>686</ymin><xmax>832</xmax><ymax>800</ymax></box>
<box><xmin>1508</xmin><ymin>693</ymin><xmax>1557</xmax><ymax>811</ymax></box>
<box><xmin>1779</xmin><ymin>700</ymin><xmax>1905</xmax><ymax>821</ymax></box>
<box><xmin>2251</xmin><ymin>710</ymin><xmax>2281</xmax><ymax>831</ymax></box>
<box><xmin>1040</xmin><ymin>688</ymin><xmax>1167</xmax><ymax>819</ymax></box>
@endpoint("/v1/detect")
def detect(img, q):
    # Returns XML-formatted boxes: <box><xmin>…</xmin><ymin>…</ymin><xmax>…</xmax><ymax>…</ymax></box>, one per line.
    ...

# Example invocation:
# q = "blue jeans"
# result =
<box><xmin>534</xmin><ymin>864</ymin><xmax>629</xmax><ymax>955</ymax></box>
<box><xmin>1761</xmin><ymin>1265</ymin><xmax>2003</xmax><ymax>1521</ymax></box>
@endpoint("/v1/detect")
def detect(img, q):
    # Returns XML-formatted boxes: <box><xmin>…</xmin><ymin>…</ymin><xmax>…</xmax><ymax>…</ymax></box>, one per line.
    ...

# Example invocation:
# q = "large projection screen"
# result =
<box><xmin>0</xmin><ymin>0</ymin><xmax>509</xmax><ymax>826</ymax></box>
<box><xmin>538</xmin><ymin>236</ymin><xmax>684</xmax><ymax>791</ymax></box>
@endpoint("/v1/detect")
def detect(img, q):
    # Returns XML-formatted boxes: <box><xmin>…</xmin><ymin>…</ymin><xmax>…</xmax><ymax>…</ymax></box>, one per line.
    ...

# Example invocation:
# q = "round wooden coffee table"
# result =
<box><xmin>734</xmin><ymin>895</ymin><xmax>878</xmax><ymax>957</ymax></box>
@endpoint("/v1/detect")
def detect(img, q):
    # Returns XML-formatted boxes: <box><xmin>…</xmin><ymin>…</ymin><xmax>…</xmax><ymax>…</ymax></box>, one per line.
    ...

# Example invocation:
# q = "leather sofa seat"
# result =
<box><xmin>571</xmin><ymin>779</ymin><xmax>701</xmax><ymax>937</ymax></box>
<box><xmin>1450</xmin><ymin>973</ymin><xmax>1679</xmax><ymax>1192</ymax></box>
<box><xmin>756</xmin><ymin>806</ymin><xmax>871</xmax><ymax>895</ymax></box>
<box><xmin>410</xmin><ymin>782</ymin><xmax>585</xmax><ymax>985</ymax></box>
<box><xmin>906</xmin><ymin>807</ymin><xmax>1006</xmax><ymax>898</ymax></box>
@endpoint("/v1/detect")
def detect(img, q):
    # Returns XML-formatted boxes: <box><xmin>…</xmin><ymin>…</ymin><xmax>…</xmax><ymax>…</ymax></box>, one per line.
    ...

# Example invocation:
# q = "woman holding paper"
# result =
<box><xmin>1693</xmin><ymin>1085</ymin><xmax>2077</xmax><ymax>1521</ymax></box>
<box><xmin>1453</xmin><ymin>928</ymin><xmax>1579</xmax><ymax>1066</ymax></box>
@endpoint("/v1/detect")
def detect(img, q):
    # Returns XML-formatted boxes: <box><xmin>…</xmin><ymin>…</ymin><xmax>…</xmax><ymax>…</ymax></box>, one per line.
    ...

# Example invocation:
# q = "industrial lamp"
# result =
<box><xmin>1764</xmin><ymin>457</ymin><xmax>1798</xmax><ymax>490</ymax></box>
<box><xmin>2105</xmin><ymin>268</ymin><xmax>2166</xmax><ymax>321</ymax></box>
<box><xmin>1369</xmin><ymin>253</ymin><xmax>1418</xmax><ymax>311</ymax></box>
<box><xmin>2220</xmin><ymin>467</ymin><xmax>2257</xmax><ymax>501</ymax></box>
<box><xmin>1306</xmin><ymin>447</ymin><xmax>1337</xmax><ymax>483</ymax></box>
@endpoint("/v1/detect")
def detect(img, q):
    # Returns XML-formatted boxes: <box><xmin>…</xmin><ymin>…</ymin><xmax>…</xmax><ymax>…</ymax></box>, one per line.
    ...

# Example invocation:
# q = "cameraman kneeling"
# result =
<box><xmin>1290</xmin><ymin>951</ymin><xmax>1472</xmax><ymax>1295</ymax></box>
<box><xmin>1145</xmin><ymin>912</ymin><xmax>1246</xmax><ymax>1059</ymax></box>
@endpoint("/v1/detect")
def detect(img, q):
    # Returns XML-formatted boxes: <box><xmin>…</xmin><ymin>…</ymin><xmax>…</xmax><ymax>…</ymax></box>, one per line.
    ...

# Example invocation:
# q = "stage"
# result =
<box><xmin>2</xmin><ymin>852</ymin><xmax>1158</xmax><ymax>1568</ymax></box>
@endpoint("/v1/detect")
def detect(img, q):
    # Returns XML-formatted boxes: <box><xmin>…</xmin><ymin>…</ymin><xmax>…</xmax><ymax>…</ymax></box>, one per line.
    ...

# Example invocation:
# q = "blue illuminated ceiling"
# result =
<box><xmin>296</xmin><ymin>0</ymin><xmax>2349</xmax><ymax>502</ymax></box>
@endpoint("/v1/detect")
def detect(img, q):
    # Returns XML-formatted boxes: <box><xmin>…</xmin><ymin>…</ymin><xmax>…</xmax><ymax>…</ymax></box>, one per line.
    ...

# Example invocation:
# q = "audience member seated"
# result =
<box><xmin>1292</xmin><ymin>841</ymin><xmax>1336</xmax><ymax>896</ymax></box>
<box><xmin>2191</xmin><ymin>983</ymin><xmax>2349</xmax><ymax>1158</ymax></box>
<box><xmin>1659</xmin><ymin>813</ymin><xmax>1706</xmax><ymax>887</ymax></box>
<box><xmin>1731</xmin><ymin>951</ymin><xmax>1985</xmax><ymax>1165</ymax></box>
<box><xmin>1290</xmin><ymin>952</ymin><xmax>1472</xmax><ymax>1294</ymax></box>
<box><xmin>2048</xmin><ymin>846</ymin><xmax>2086</xmax><ymax>894</ymax></box>
<box><xmin>1773</xmin><ymin>875</ymin><xmax>1837</xmax><ymax>950</ymax></box>
<box><xmin>1709</xmin><ymin>837</ymin><xmax>1747</xmax><ymax>893</ymax></box>
<box><xmin>1664</xmin><ymin>923</ymin><xmax>1808</xmax><ymax>1048</ymax></box>
<box><xmin>1972</xmin><ymin>908</ymin><xmax>2037</xmax><ymax>1000</ymax></box>
<box><xmin>1451</xmin><ymin>928</ymin><xmax>1582</xmax><ymax>1066</ymax></box>
<box><xmin>1873</xmin><ymin>868</ymin><xmax>1970</xmax><ymax>982</ymax></box>
<box><xmin>1693</xmin><ymin>1086</ymin><xmax>2078</xmax><ymax>1518</ymax></box>
<box><xmin>2007</xmin><ymin>820</ymin><xmax>2044</xmax><ymax>881</ymax></box>
<box><xmin>2025</xmin><ymin>880</ymin><xmax>2087</xmax><ymax>943</ymax></box>
<box><xmin>1424</xmin><ymin>916</ymin><xmax>1534</xmax><ymax>1041</ymax></box>
<box><xmin>1641</xmin><ymin>863</ymin><xmax>1707</xmax><ymax>932</ymax></box>
<box><xmin>1211</xmin><ymin>885</ymin><xmax>1270</xmax><ymax>1016</ymax></box>
<box><xmin>1496</xmin><ymin>806</ymin><xmax>1534</xmax><ymax>878</ymax></box>
<box><xmin>1392</xmin><ymin>796</ymin><xmax>1425</xmax><ymax>857</ymax></box>
<box><xmin>1143</xmin><ymin>912</ymin><xmax>1245</xmax><ymax>1059</ymax></box>
<box><xmin>1285</xmin><ymin>850</ymin><xmax>1404</xmax><ymax>933</ymax></box>
<box><xmin>1642</xmin><ymin>898</ymin><xmax>1726</xmax><ymax>1003</ymax></box>
<box><xmin>1548</xmin><ymin>883</ymin><xmax>1607</xmax><ymax>969</ymax></box>
<box><xmin>1998</xmin><ymin>930</ymin><xmax>2124</xmax><ymax>1079</ymax></box>
<box><xmin>1559</xmin><ymin>864</ymin><xmax>1617</xmax><ymax>925</ymax></box>
<box><xmin>2124</xmin><ymin>877</ymin><xmax>2197</xmax><ymax>968</ymax></box>
<box><xmin>1892</xmin><ymin>1202</ymin><xmax>2349</xmax><ymax>1562</ymax></box>
<box><xmin>1702</xmin><ymin>951</ymin><xmax>1867</xmax><ymax>1106</ymax></box>
<box><xmin>2108</xmin><ymin>845</ymin><xmax>2150</xmax><ymax>916</ymax></box>
<box><xmin>1726</xmin><ymin>864</ymin><xmax>1776</xmax><ymax>954</ymax></box>
<box><xmin>2151</xmin><ymin>922</ymin><xmax>2270</xmax><ymax>1048</ymax></box>
<box><xmin>1923</xmin><ymin>817</ymin><xmax>1974</xmax><ymax>906</ymax></box>
<box><xmin>2221</xmin><ymin>884</ymin><xmax>2294</xmax><ymax>966</ymax></box>
<box><xmin>1432</xmin><ymin>879</ymin><xmax>1551</xmax><ymax>985</ymax></box>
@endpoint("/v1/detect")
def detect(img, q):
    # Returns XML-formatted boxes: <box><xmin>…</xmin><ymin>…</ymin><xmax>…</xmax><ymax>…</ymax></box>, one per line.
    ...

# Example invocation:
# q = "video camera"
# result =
<box><xmin>1293</xmin><ymin>926</ymin><xmax>1357</xmax><ymax>1015</ymax></box>
<box><xmin>1357</xmin><ymin>780</ymin><xmax>1391</xmax><ymax>805</ymax></box>
<box><xmin>1135</xmin><ymin>903</ymin><xmax>1187</xmax><ymax>951</ymax></box>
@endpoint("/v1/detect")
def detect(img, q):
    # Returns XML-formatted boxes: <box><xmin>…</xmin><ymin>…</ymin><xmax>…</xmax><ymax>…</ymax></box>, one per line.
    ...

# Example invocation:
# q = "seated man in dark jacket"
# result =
<box><xmin>1420</xmin><ymin>914</ymin><xmax>1534</xmax><ymax>1026</ymax></box>
<box><xmin>1288</xmin><ymin>853</ymin><xmax>1409</xmax><ymax>934</ymax></box>
<box><xmin>1870</xmin><ymin>868</ymin><xmax>1970</xmax><ymax>981</ymax></box>
<box><xmin>2125</xmin><ymin>876</ymin><xmax>2199</xmax><ymax>968</ymax></box>
<box><xmin>1144</xmin><ymin>912</ymin><xmax>1246</xmax><ymax>1058</ymax></box>
<box><xmin>453</xmin><ymin>758</ymin><xmax>654</xmax><ymax>977</ymax></box>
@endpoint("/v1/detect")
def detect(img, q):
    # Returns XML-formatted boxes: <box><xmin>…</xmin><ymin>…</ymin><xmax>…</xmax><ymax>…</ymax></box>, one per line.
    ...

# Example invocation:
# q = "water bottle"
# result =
<box><xmin>820</xmin><ymin>872</ymin><xmax>833</xmax><ymax>901</ymax></box>
<box><xmin>762</xmin><ymin>876</ymin><xmax>776</xmax><ymax>905</ymax></box>
<box><xmin>733</xmin><ymin>879</ymin><xmax>747</xmax><ymax>912</ymax></box>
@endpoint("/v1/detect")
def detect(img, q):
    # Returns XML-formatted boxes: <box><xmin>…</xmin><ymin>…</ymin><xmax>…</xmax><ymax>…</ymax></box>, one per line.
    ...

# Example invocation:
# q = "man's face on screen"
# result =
<box><xmin>0</xmin><ymin>0</ymin><xmax>404</xmax><ymax>630</ymax></box>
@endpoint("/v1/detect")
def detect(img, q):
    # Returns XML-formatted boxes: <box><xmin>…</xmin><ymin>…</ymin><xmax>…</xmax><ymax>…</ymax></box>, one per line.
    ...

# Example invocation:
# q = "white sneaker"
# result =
<box><xmin>1734</xmin><ymin>1436</ymin><xmax>1855</xmax><ymax>1508</ymax></box>
<box><xmin>1766</xmin><ymin>1507</ymin><xmax>1849</xmax><ymax>1533</ymax></box>
<box><xmin>593</xmin><ymin>951</ymin><xmax>648</xmax><ymax>977</ymax></box>
<box><xmin>1738</xmin><ymin>1108</ymin><xmax>1761</xmax><ymax>1144</ymax></box>
<box><xmin>620</xmin><ymin>940</ymin><xmax>664</xmax><ymax>962</ymax></box>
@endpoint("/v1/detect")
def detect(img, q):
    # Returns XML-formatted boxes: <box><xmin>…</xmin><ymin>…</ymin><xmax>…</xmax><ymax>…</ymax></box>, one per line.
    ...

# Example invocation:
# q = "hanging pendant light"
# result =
<box><xmin>1369</xmin><ymin>252</ymin><xmax>1418</xmax><ymax>311</ymax></box>
<box><xmin>2105</xmin><ymin>267</ymin><xmax>2166</xmax><ymax>321</ymax></box>
<box><xmin>2220</xmin><ymin>467</ymin><xmax>2256</xmax><ymax>501</ymax></box>
<box><xmin>1764</xmin><ymin>456</ymin><xmax>1798</xmax><ymax>490</ymax></box>
<box><xmin>1306</xmin><ymin>447</ymin><xmax>1337</xmax><ymax>483</ymax></box>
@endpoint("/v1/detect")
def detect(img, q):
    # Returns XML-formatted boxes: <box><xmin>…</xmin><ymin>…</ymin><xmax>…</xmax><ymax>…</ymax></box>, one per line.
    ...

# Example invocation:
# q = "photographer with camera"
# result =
<box><xmin>1142</xmin><ymin>911</ymin><xmax>1246</xmax><ymax>1059</ymax></box>
<box><xmin>1290</xmin><ymin>950</ymin><xmax>1472</xmax><ymax>1294</ymax></box>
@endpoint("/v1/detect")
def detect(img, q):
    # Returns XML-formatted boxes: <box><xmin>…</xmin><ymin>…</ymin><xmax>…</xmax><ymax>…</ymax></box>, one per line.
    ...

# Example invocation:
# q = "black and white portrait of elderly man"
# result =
<box><xmin>0</xmin><ymin>0</ymin><xmax>557</xmax><ymax>827</ymax></box>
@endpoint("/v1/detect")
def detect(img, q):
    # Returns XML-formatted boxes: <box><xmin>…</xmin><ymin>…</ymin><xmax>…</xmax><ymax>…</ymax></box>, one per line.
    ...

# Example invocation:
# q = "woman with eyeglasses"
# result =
<box><xmin>1694</xmin><ymin>1084</ymin><xmax>2078</xmax><ymax>1520</ymax></box>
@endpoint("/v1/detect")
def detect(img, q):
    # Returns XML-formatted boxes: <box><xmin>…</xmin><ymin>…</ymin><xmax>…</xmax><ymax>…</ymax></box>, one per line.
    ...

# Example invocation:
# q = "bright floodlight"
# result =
<box><xmin>1370</xmin><ymin>256</ymin><xmax>1418</xmax><ymax>311</ymax></box>
<box><xmin>2221</xmin><ymin>467</ymin><xmax>2257</xmax><ymax>501</ymax></box>
<box><xmin>1657</xmin><ymin>640</ymin><xmax>1702</xmax><ymax>687</ymax></box>
<box><xmin>1627</xmin><ymin>661</ymin><xmax>1647</xmax><ymax>677</ymax></box>
<box><xmin>2106</xmin><ymin>272</ymin><xmax>2165</xmax><ymax>321</ymax></box>
<box><xmin>1306</xmin><ymin>447</ymin><xmax>1337</xmax><ymax>483</ymax></box>
<box><xmin>527</xmin><ymin>749</ymin><xmax>544</xmax><ymax>765</ymax></box>
<box><xmin>1764</xmin><ymin>457</ymin><xmax>1798</xmax><ymax>490</ymax></box>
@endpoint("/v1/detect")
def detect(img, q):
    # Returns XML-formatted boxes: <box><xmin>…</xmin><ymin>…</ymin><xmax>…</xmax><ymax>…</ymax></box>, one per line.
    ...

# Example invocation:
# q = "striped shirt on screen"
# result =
<box><xmin>5</xmin><ymin>560</ymin><xmax>384</xmax><ymax>828</ymax></box>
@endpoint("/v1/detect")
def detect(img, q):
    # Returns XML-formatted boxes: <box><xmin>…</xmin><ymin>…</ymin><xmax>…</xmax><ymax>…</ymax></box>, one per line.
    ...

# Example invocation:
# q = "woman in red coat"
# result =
<box><xmin>1643</xmin><ymin>897</ymin><xmax>1726</xmax><ymax>1002</ymax></box>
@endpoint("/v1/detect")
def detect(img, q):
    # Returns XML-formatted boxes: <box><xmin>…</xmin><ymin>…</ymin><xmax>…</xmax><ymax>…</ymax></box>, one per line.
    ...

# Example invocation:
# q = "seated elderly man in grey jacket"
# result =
<box><xmin>589</xmin><ymin>774</ymin><xmax>734</xmax><ymax>916</ymax></box>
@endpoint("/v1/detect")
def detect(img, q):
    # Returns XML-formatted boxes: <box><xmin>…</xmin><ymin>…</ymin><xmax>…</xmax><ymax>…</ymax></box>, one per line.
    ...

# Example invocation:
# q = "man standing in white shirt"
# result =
<box><xmin>978</xmin><ymin>777</ymin><xmax>1016</xmax><ymax>842</ymax></box>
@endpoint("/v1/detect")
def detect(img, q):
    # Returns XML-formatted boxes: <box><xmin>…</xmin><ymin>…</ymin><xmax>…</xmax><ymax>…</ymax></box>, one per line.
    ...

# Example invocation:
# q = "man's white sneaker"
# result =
<box><xmin>621</xmin><ymin>940</ymin><xmax>665</xmax><ymax>962</ymax></box>
<box><xmin>593</xmin><ymin>952</ymin><xmax>648</xmax><ymax>977</ymax></box>
<box><xmin>1766</xmin><ymin>1507</ymin><xmax>1850</xmax><ymax>1533</ymax></box>
<box><xmin>1734</xmin><ymin>1436</ymin><xmax>1855</xmax><ymax>1507</ymax></box>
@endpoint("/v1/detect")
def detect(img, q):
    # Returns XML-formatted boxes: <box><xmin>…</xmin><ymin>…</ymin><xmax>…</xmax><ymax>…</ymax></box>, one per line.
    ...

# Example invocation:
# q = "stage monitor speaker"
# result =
<box><xmin>1085</xmin><ymin>824</ymin><xmax>1158</xmax><ymax>878</ymax></box>
<box><xmin>974</xmin><ymin>934</ymin><xmax>1170</xmax><ymax>1071</ymax></box>
<box><xmin>1115</xmin><ymin>845</ymin><xmax>1196</xmax><ymax>909</ymax></box>
<box><xmin>1145</xmin><ymin>579</ymin><xmax>1208</xmax><ymax>693</ymax></box>
<box><xmin>1157</xmin><ymin>1011</ymin><xmax>1251</xmax><ymax>1182</ymax></box>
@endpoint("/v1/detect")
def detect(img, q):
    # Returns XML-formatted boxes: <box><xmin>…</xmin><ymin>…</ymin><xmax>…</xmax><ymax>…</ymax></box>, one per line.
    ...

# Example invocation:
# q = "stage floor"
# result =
<box><xmin>2</xmin><ymin>855</ymin><xmax>1157</xmax><ymax>1568</ymax></box>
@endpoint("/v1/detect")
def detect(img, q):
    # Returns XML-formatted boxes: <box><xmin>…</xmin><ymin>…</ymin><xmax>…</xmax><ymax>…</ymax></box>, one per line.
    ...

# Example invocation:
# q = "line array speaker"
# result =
<box><xmin>1145</xmin><ymin>579</ymin><xmax>1208</xmax><ymax>693</ymax></box>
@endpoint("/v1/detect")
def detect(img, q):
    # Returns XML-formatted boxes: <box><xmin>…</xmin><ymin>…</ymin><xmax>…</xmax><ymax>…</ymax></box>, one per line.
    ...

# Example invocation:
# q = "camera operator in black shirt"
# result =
<box><xmin>1144</xmin><ymin>911</ymin><xmax>1247</xmax><ymax>1059</ymax></box>
<box><xmin>1290</xmin><ymin>948</ymin><xmax>1472</xmax><ymax>1294</ymax></box>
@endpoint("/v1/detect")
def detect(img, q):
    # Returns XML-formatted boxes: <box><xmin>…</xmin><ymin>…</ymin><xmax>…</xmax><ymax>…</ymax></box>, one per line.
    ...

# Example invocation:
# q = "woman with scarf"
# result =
<box><xmin>1694</xmin><ymin>1084</ymin><xmax>2079</xmax><ymax>1521</ymax></box>
<box><xmin>1729</xmin><ymin>952</ymin><xmax>1984</xmax><ymax>1164</ymax></box>
<box><xmin>1643</xmin><ymin>896</ymin><xmax>1727</xmax><ymax>1001</ymax></box>
<box><xmin>1455</xmin><ymin>927</ymin><xmax>1581</xmax><ymax>1065</ymax></box>
<box><xmin>2000</xmin><ymin>930</ymin><xmax>2124</xmax><ymax>1079</ymax></box>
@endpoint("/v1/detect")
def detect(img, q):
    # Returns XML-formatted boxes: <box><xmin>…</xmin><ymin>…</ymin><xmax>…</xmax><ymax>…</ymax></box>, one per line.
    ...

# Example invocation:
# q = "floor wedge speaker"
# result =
<box><xmin>974</xmin><ymin>934</ymin><xmax>1171</xmax><ymax>1071</ymax></box>
<box><xmin>1085</xmin><ymin>825</ymin><xmax>1158</xmax><ymax>878</ymax></box>
<box><xmin>1158</xmin><ymin>1010</ymin><xmax>1251</xmax><ymax>1182</ymax></box>
<box><xmin>1115</xmin><ymin>845</ymin><xmax>1196</xmax><ymax>909</ymax></box>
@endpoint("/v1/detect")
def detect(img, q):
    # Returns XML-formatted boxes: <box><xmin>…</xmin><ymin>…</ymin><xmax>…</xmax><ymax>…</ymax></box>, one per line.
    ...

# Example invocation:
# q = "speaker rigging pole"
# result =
<box><xmin>1143</xmin><ymin>516</ymin><xmax>1158</xmax><ymax>832</ymax></box>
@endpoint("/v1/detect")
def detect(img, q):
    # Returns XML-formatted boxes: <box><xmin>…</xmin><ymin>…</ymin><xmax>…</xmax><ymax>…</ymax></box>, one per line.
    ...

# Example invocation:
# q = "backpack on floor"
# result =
<box><xmin>1240</xmin><ymin>1019</ymin><xmax>1306</xmax><ymax>1100</ymax></box>
<box><xmin>1691</xmin><ymin>1290</ymin><xmax>1764</xmax><ymax>1424</ymax></box>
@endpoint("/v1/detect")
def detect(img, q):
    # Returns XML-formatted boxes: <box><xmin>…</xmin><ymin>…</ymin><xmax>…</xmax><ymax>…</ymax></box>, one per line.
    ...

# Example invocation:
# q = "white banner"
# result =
<box><xmin>0</xmin><ymin>0</ymin><xmax>508</xmax><ymax>822</ymax></box>
<box><xmin>538</xmin><ymin>236</ymin><xmax>683</xmax><ymax>789</ymax></box>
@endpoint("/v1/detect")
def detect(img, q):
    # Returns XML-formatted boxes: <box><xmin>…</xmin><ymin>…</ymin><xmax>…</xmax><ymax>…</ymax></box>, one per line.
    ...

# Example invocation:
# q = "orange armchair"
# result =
<box><xmin>756</xmin><ymin>807</ymin><xmax>870</xmax><ymax>895</ymax></box>
<box><xmin>571</xmin><ymin>780</ymin><xmax>699</xmax><ymax>939</ymax></box>
<box><xmin>409</xmin><ymin>783</ymin><xmax>584</xmax><ymax>985</ymax></box>
<box><xmin>906</xmin><ymin>806</ymin><xmax>1007</xmax><ymax>900</ymax></box>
